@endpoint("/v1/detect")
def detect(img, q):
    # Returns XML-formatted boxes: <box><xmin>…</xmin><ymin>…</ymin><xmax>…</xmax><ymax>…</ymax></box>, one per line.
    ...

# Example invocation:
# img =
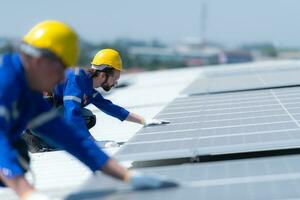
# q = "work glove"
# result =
<box><xmin>126</xmin><ymin>171</ymin><xmax>178</xmax><ymax>190</ymax></box>
<box><xmin>143</xmin><ymin>118</ymin><xmax>170</xmax><ymax>127</ymax></box>
<box><xmin>24</xmin><ymin>191</ymin><xmax>52</xmax><ymax>200</ymax></box>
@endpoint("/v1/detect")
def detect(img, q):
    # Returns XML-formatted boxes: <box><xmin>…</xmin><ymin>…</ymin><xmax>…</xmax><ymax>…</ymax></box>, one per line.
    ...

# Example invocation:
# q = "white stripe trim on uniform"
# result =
<box><xmin>0</xmin><ymin>106</ymin><xmax>10</xmax><ymax>122</ymax></box>
<box><xmin>63</xmin><ymin>95</ymin><xmax>82</xmax><ymax>103</ymax></box>
<box><xmin>74</xmin><ymin>67</ymin><xmax>80</xmax><ymax>75</ymax></box>
<box><xmin>28</xmin><ymin>109</ymin><xmax>58</xmax><ymax>128</ymax></box>
<box><xmin>0</xmin><ymin>168</ymin><xmax>14</xmax><ymax>177</ymax></box>
<box><xmin>93</xmin><ymin>92</ymin><xmax>99</xmax><ymax>98</ymax></box>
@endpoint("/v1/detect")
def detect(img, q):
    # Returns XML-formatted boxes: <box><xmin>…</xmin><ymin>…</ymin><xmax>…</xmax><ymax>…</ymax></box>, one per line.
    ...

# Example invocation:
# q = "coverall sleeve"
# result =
<box><xmin>31</xmin><ymin>99</ymin><xmax>110</xmax><ymax>171</ymax></box>
<box><xmin>92</xmin><ymin>90</ymin><xmax>129</xmax><ymax>121</ymax></box>
<box><xmin>0</xmin><ymin>97</ymin><xmax>24</xmax><ymax>178</ymax></box>
<box><xmin>63</xmin><ymin>75</ymin><xmax>90</xmax><ymax>134</ymax></box>
<box><xmin>0</xmin><ymin>127</ymin><xmax>24</xmax><ymax>178</ymax></box>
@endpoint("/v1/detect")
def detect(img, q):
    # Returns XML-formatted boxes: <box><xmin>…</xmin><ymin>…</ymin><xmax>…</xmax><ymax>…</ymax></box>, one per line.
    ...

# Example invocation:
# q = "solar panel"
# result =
<box><xmin>66</xmin><ymin>154</ymin><xmax>300</xmax><ymax>200</ymax></box>
<box><xmin>182</xmin><ymin>65</ymin><xmax>300</xmax><ymax>95</ymax></box>
<box><xmin>116</xmin><ymin>86</ymin><xmax>300</xmax><ymax>161</ymax></box>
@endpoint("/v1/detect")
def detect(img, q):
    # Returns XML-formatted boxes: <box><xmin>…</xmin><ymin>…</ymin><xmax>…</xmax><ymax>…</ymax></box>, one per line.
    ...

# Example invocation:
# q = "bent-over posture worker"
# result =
<box><xmin>54</xmin><ymin>48</ymin><xmax>169</xmax><ymax>137</ymax></box>
<box><xmin>0</xmin><ymin>20</ymin><xmax>177</xmax><ymax>200</ymax></box>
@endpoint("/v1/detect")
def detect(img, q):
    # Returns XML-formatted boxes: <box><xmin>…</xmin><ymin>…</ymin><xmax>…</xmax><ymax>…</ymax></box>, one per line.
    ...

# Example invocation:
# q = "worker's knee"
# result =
<box><xmin>22</xmin><ymin>130</ymin><xmax>56</xmax><ymax>153</ymax></box>
<box><xmin>56</xmin><ymin>106</ymin><xmax>97</xmax><ymax>129</ymax></box>
<box><xmin>81</xmin><ymin>108</ymin><xmax>96</xmax><ymax>129</ymax></box>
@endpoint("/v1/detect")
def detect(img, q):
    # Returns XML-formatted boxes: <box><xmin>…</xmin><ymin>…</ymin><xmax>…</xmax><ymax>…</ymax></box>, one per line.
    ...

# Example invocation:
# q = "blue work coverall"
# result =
<box><xmin>0</xmin><ymin>53</ymin><xmax>109</xmax><ymax>184</ymax></box>
<box><xmin>53</xmin><ymin>68</ymin><xmax>129</xmax><ymax>135</ymax></box>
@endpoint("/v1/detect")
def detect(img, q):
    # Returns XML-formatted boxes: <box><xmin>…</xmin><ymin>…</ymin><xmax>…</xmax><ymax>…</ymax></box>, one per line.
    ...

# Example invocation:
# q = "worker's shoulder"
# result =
<box><xmin>0</xmin><ymin>54</ymin><xmax>19</xmax><ymax>89</ymax></box>
<box><xmin>0</xmin><ymin>72</ymin><xmax>21</xmax><ymax>103</ymax></box>
<box><xmin>0</xmin><ymin>54</ymin><xmax>3</xmax><ymax>66</ymax></box>
<box><xmin>66</xmin><ymin>67</ymin><xmax>86</xmax><ymax>78</ymax></box>
<box><xmin>0</xmin><ymin>53</ymin><xmax>12</xmax><ymax>71</ymax></box>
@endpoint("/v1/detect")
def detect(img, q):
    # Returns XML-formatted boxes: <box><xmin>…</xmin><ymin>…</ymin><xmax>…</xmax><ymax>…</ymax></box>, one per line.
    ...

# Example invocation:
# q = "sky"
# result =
<box><xmin>0</xmin><ymin>0</ymin><xmax>299</xmax><ymax>48</ymax></box>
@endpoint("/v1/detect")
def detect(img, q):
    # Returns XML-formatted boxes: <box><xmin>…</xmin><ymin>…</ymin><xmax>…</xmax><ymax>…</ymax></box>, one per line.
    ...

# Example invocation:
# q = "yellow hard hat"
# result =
<box><xmin>91</xmin><ymin>49</ymin><xmax>123</xmax><ymax>71</ymax></box>
<box><xmin>23</xmin><ymin>20</ymin><xmax>78</xmax><ymax>67</ymax></box>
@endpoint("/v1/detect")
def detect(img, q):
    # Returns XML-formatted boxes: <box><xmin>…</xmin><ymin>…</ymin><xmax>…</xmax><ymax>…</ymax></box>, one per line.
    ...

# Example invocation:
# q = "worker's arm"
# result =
<box><xmin>1</xmin><ymin>174</ymin><xmax>59</xmax><ymax>200</ymax></box>
<box><xmin>92</xmin><ymin>91</ymin><xmax>170</xmax><ymax>126</ymax></box>
<box><xmin>92</xmin><ymin>91</ymin><xmax>129</xmax><ymax>121</ymax></box>
<box><xmin>124</xmin><ymin>112</ymin><xmax>144</xmax><ymax>125</ymax></box>
<box><xmin>0</xmin><ymin>125</ymin><xmax>25</xmax><ymax>180</ymax></box>
<box><xmin>126</xmin><ymin>112</ymin><xmax>170</xmax><ymax>126</ymax></box>
<box><xmin>0</xmin><ymin>135</ymin><xmax>35</xmax><ymax>199</ymax></box>
<box><xmin>100</xmin><ymin>159</ymin><xmax>128</xmax><ymax>180</ymax></box>
<box><xmin>33</xmin><ymin>112</ymin><xmax>110</xmax><ymax>172</ymax></box>
<box><xmin>101</xmin><ymin>159</ymin><xmax>178</xmax><ymax>190</ymax></box>
<box><xmin>0</xmin><ymin>174</ymin><xmax>35</xmax><ymax>200</ymax></box>
<box><xmin>0</xmin><ymin>81</ymin><xmax>49</xmax><ymax>199</ymax></box>
<box><xmin>0</xmin><ymin>95</ymin><xmax>34</xmax><ymax>198</ymax></box>
<box><xmin>0</xmin><ymin>120</ymin><xmax>49</xmax><ymax>200</ymax></box>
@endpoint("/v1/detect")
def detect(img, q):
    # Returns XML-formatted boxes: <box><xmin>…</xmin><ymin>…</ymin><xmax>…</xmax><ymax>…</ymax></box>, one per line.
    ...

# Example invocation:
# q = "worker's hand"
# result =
<box><xmin>143</xmin><ymin>118</ymin><xmax>170</xmax><ymax>127</ymax></box>
<box><xmin>24</xmin><ymin>191</ymin><xmax>51</xmax><ymax>200</ymax></box>
<box><xmin>126</xmin><ymin>171</ymin><xmax>178</xmax><ymax>190</ymax></box>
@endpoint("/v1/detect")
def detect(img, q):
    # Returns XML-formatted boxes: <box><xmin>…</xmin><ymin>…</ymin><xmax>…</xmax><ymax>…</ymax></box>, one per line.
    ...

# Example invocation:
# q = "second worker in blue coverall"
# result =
<box><xmin>53</xmin><ymin>49</ymin><xmax>170</xmax><ymax>138</ymax></box>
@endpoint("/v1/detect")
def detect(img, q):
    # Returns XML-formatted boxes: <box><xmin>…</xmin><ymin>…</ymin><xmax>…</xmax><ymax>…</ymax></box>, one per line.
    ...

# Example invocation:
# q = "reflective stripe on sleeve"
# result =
<box><xmin>74</xmin><ymin>67</ymin><xmax>80</xmax><ymax>75</ymax></box>
<box><xmin>63</xmin><ymin>96</ymin><xmax>82</xmax><ymax>103</ymax></box>
<box><xmin>28</xmin><ymin>109</ymin><xmax>58</xmax><ymax>128</ymax></box>
<box><xmin>0</xmin><ymin>106</ymin><xmax>10</xmax><ymax>122</ymax></box>
<box><xmin>93</xmin><ymin>92</ymin><xmax>99</xmax><ymax>98</ymax></box>
<box><xmin>0</xmin><ymin>168</ymin><xmax>14</xmax><ymax>177</ymax></box>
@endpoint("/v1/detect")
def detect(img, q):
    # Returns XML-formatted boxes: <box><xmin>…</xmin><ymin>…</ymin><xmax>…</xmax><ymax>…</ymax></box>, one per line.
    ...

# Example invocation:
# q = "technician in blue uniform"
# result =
<box><xmin>0</xmin><ymin>20</ymin><xmax>176</xmax><ymax>200</ymax></box>
<box><xmin>52</xmin><ymin>48</ymin><xmax>170</xmax><ymax>139</ymax></box>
